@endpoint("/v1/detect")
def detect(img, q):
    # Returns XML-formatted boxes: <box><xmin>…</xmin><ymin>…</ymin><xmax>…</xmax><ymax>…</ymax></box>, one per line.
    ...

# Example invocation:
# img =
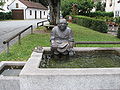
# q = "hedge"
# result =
<box><xmin>79</xmin><ymin>11</ymin><xmax>114</xmax><ymax>17</ymax></box>
<box><xmin>71</xmin><ymin>15</ymin><xmax>108</xmax><ymax>33</ymax></box>
<box><xmin>88</xmin><ymin>11</ymin><xmax>113</xmax><ymax>17</ymax></box>
<box><xmin>0</xmin><ymin>12</ymin><xmax>12</xmax><ymax>20</ymax></box>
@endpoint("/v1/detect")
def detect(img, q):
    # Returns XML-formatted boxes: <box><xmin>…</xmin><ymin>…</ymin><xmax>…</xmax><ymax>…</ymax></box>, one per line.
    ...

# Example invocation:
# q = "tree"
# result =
<box><xmin>61</xmin><ymin>0</ymin><xmax>94</xmax><ymax>16</ymax></box>
<box><xmin>46</xmin><ymin>0</ymin><xmax>61</xmax><ymax>25</ymax></box>
<box><xmin>71</xmin><ymin>4</ymin><xmax>78</xmax><ymax>15</ymax></box>
<box><xmin>29</xmin><ymin>0</ymin><xmax>60</xmax><ymax>25</ymax></box>
<box><xmin>96</xmin><ymin>2</ymin><xmax>106</xmax><ymax>11</ymax></box>
<box><xmin>0</xmin><ymin>1</ymin><xmax>5</xmax><ymax>11</ymax></box>
<box><xmin>78</xmin><ymin>0</ymin><xmax>94</xmax><ymax>14</ymax></box>
<box><xmin>61</xmin><ymin>0</ymin><xmax>73</xmax><ymax>17</ymax></box>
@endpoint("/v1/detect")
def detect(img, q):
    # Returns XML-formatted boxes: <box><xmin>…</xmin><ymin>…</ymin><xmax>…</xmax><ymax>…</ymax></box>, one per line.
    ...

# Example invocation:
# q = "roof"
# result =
<box><xmin>19</xmin><ymin>0</ymin><xmax>48</xmax><ymax>10</ymax></box>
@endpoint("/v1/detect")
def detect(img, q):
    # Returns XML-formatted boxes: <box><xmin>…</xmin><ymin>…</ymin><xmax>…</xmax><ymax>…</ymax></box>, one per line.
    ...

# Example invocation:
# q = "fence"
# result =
<box><xmin>37</xmin><ymin>20</ymin><xmax>48</xmax><ymax>28</ymax></box>
<box><xmin>74</xmin><ymin>41</ymin><xmax>120</xmax><ymax>47</ymax></box>
<box><xmin>3</xmin><ymin>25</ymin><xmax>33</xmax><ymax>54</ymax></box>
<box><xmin>3</xmin><ymin>20</ymin><xmax>48</xmax><ymax>54</ymax></box>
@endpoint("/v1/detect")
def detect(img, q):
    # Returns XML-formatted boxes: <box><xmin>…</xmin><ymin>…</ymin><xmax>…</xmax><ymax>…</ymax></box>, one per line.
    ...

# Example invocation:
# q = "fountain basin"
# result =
<box><xmin>0</xmin><ymin>61</ymin><xmax>26</xmax><ymax>90</ymax></box>
<box><xmin>20</xmin><ymin>47</ymin><xmax>120</xmax><ymax>90</ymax></box>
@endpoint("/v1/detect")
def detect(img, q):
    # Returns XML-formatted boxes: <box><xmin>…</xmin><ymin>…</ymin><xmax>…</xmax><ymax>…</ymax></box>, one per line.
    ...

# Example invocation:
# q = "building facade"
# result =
<box><xmin>105</xmin><ymin>0</ymin><xmax>120</xmax><ymax>17</ymax></box>
<box><xmin>93</xmin><ymin>0</ymin><xmax>120</xmax><ymax>17</ymax></box>
<box><xmin>8</xmin><ymin>0</ymin><xmax>48</xmax><ymax>19</ymax></box>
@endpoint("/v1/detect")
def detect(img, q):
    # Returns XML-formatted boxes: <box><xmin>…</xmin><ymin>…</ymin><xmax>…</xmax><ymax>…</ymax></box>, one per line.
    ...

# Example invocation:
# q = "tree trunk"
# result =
<box><xmin>47</xmin><ymin>0</ymin><xmax>60</xmax><ymax>25</ymax></box>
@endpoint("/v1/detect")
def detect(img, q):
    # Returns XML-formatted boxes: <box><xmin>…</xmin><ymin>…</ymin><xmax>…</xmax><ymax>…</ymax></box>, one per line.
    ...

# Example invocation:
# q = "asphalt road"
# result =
<box><xmin>0</xmin><ymin>19</ymin><xmax>48</xmax><ymax>53</ymax></box>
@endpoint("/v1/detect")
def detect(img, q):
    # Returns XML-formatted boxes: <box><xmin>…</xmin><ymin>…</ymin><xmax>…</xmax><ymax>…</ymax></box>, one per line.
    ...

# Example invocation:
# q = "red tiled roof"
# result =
<box><xmin>19</xmin><ymin>0</ymin><xmax>48</xmax><ymax>10</ymax></box>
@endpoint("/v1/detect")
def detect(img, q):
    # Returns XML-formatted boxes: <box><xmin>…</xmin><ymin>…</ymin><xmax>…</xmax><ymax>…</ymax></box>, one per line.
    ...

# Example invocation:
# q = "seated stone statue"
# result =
<box><xmin>50</xmin><ymin>19</ymin><xmax>74</xmax><ymax>56</ymax></box>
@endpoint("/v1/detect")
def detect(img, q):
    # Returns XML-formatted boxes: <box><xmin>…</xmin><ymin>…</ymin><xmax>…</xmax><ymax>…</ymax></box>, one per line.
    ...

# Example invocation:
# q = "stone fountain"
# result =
<box><xmin>1</xmin><ymin>19</ymin><xmax>120</xmax><ymax>90</ymax></box>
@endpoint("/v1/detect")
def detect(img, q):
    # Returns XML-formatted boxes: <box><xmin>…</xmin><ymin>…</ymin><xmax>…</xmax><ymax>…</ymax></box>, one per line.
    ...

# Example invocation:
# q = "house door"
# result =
<box><xmin>35</xmin><ymin>11</ymin><xmax>37</xmax><ymax>19</ymax></box>
<box><xmin>12</xmin><ymin>9</ymin><xmax>24</xmax><ymax>20</ymax></box>
<box><xmin>40</xmin><ymin>11</ymin><xmax>42</xmax><ymax>19</ymax></box>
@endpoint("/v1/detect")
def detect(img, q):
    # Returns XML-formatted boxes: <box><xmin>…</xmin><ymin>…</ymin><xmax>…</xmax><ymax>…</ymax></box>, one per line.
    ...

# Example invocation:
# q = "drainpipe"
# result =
<box><xmin>113</xmin><ymin>0</ymin><xmax>115</xmax><ymax>17</ymax></box>
<box><xmin>25</xmin><ymin>8</ymin><xmax>27</xmax><ymax>19</ymax></box>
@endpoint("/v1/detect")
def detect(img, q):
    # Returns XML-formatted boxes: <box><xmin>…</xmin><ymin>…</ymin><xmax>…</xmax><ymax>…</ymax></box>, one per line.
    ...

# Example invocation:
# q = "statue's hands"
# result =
<box><xmin>51</xmin><ymin>40</ymin><xmax>58</xmax><ymax>49</ymax></box>
<box><xmin>69</xmin><ymin>42</ymin><xmax>74</xmax><ymax>48</ymax></box>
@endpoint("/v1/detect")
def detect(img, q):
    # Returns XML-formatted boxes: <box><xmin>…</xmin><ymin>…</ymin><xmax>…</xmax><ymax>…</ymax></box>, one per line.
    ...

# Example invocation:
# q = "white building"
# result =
<box><xmin>0</xmin><ymin>0</ymin><xmax>14</xmax><ymax>12</ymax></box>
<box><xmin>104</xmin><ymin>0</ymin><xmax>120</xmax><ymax>17</ymax></box>
<box><xmin>92</xmin><ymin>0</ymin><xmax>120</xmax><ymax>17</ymax></box>
<box><xmin>8</xmin><ymin>0</ymin><xmax>48</xmax><ymax>19</ymax></box>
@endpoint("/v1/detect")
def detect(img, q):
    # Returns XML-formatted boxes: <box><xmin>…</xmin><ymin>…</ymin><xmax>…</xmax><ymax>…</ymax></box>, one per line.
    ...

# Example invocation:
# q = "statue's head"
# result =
<box><xmin>58</xmin><ymin>19</ymin><xmax>67</xmax><ymax>31</ymax></box>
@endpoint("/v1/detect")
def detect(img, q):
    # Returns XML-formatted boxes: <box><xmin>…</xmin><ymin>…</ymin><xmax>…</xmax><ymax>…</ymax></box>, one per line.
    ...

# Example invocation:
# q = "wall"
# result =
<box><xmin>114</xmin><ymin>0</ymin><xmax>120</xmax><ymax>17</ymax></box>
<box><xmin>105</xmin><ymin>0</ymin><xmax>114</xmax><ymax>12</ymax></box>
<box><xmin>0</xmin><ymin>61</ymin><xmax>26</xmax><ymax>90</ymax></box>
<box><xmin>26</xmin><ymin>8</ymin><xmax>48</xmax><ymax>19</ymax></box>
<box><xmin>105</xmin><ymin>0</ymin><xmax>120</xmax><ymax>17</ymax></box>
<box><xmin>8</xmin><ymin>0</ymin><xmax>48</xmax><ymax>19</ymax></box>
<box><xmin>20</xmin><ymin>47</ymin><xmax>120</xmax><ymax>90</ymax></box>
<box><xmin>8</xmin><ymin>0</ymin><xmax>27</xmax><ymax>19</ymax></box>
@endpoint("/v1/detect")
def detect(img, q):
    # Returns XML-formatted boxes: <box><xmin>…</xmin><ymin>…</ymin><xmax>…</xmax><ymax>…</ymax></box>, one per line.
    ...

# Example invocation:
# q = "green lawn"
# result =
<box><xmin>69</xmin><ymin>23</ymin><xmax>120</xmax><ymax>47</ymax></box>
<box><xmin>0</xmin><ymin>23</ymin><xmax>120</xmax><ymax>61</ymax></box>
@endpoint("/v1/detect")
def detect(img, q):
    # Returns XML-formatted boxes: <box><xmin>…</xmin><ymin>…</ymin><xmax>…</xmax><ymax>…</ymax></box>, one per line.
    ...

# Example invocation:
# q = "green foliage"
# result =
<box><xmin>71</xmin><ymin>4</ymin><xmax>78</xmax><ymax>15</ymax></box>
<box><xmin>61</xmin><ymin>0</ymin><xmax>94</xmax><ymax>17</ymax></box>
<box><xmin>78</xmin><ymin>0</ymin><xmax>94</xmax><ymax>14</ymax></box>
<box><xmin>72</xmin><ymin>15</ymin><xmax>108</xmax><ymax>33</ymax></box>
<box><xmin>95</xmin><ymin>2</ymin><xmax>106</xmax><ymax>11</ymax></box>
<box><xmin>0</xmin><ymin>1</ymin><xmax>5</xmax><ymax>10</ymax></box>
<box><xmin>0</xmin><ymin>12</ymin><xmax>12</xmax><ymax>20</ymax></box>
<box><xmin>87</xmin><ymin>11</ymin><xmax>114</xmax><ymax>17</ymax></box>
<box><xmin>0</xmin><ymin>1</ymin><xmax>5</xmax><ymax>6</ymax></box>
<box><xmin>115</xmin><ymin>17</ymin><xmax>120</xmax><ymax>24</ymax></box>
<box><xmin>61</xmin><ymin>0</ymin><xmax>73</xmax><ymax>17</ymax></box>
<box><xmin>48</xmin><ymin>52</ymin><xmax>120</xmax><ymax>68</ymax></box>
<box><xmin>0</xmin><ymin>33</ymin><xmax>50</xmax><ymax>61</ymax></box>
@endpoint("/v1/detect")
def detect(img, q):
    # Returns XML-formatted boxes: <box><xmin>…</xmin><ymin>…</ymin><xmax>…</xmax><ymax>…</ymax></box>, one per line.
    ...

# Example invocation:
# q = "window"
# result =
<box><xmin>118</xmin><ymin>0</ymin><xmax>120</xmax><ymax>3</ymax></box>
<box><xmin>110</xmin><ymin>0</ymin><xmax>112</xmax><ymax>7</ymax></box>
<box><xmin>30</xmin><ymin>10</ymin><xmax>32</xmax><ymax>15</ymax></box>
<box><xmin>44</xmin><ymin>11</ymin><xmax>45</xmax><ymax>15</ymax></box>
<box><xmin>110</xmin><ymin>3</ymin><xmax>112</xmax><ymax>7</ymax></box>
<box><xmin>115</xmin><ymin>11</ymin><xmax>119</xmax><ymax>17</ymax></box>
<box><xmin>16</xmin><ymin>3</ymin><xmax>19</xmax><ymax>8</ymax></box>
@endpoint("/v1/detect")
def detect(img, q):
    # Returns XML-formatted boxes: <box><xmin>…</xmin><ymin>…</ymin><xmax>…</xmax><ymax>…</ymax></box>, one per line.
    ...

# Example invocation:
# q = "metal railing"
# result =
<box><xmin>37</xmin><ymin>20</ymin><xmax>48</xmax><ymax>28</ymax></box>
<box><xmin>74</xmin><ymin>41</ymin><xmax>120</xmax><ymax>46</ymax></box>
<box><xmin>3</xmin><ymin>25</ymin><xmax>33</xmax><ymax>54</ymax></box>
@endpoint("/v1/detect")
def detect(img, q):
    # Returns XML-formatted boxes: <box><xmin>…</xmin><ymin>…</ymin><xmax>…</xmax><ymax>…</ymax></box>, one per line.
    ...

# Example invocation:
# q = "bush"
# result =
<box><xmin>0</xmin><ymin>12</ymin><xmax>12</xmax><ymax>20</ymax></box>
<box><xmin>72</xmin><ymin>15</ymin><xmax>108</xmax><ymax>33</ymax></box>
<box><xmin>79</xmin><ymin>11</ymin><xmax>114</xmax><ymax>17</ymax></box>
<box><xmin>115</xmin><ymin>17</ymin><xmax>120</xmax><ymax>24</ymax></box>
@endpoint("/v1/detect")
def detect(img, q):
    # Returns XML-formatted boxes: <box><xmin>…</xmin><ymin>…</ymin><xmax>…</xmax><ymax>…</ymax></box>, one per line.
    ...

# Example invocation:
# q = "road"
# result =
<box><xmin>0</xmin><ymin>19</ymin><xmax>48</xmax><ymax>53</ymax></box>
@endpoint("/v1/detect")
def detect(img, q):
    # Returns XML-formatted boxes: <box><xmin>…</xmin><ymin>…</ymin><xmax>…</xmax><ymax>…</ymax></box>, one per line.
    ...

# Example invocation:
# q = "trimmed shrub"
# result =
<box><xmin>88</xmin><ymin>11</ymin><xmax>114</xmax><ymax>17</ymax></box>
<box><xmin>72</xmin><ymin>15</ymin><xmax>108</xmax><ymax>33</ymax></box>
<box><xmin>0</xmin><ymin>12</ymin><xmax>12</xmax><ymax>20</ymax></box>
<box><xmin>79</xmin><ymin>11</ymin><xmax>114</xmax><ymax>17</ymax></box>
